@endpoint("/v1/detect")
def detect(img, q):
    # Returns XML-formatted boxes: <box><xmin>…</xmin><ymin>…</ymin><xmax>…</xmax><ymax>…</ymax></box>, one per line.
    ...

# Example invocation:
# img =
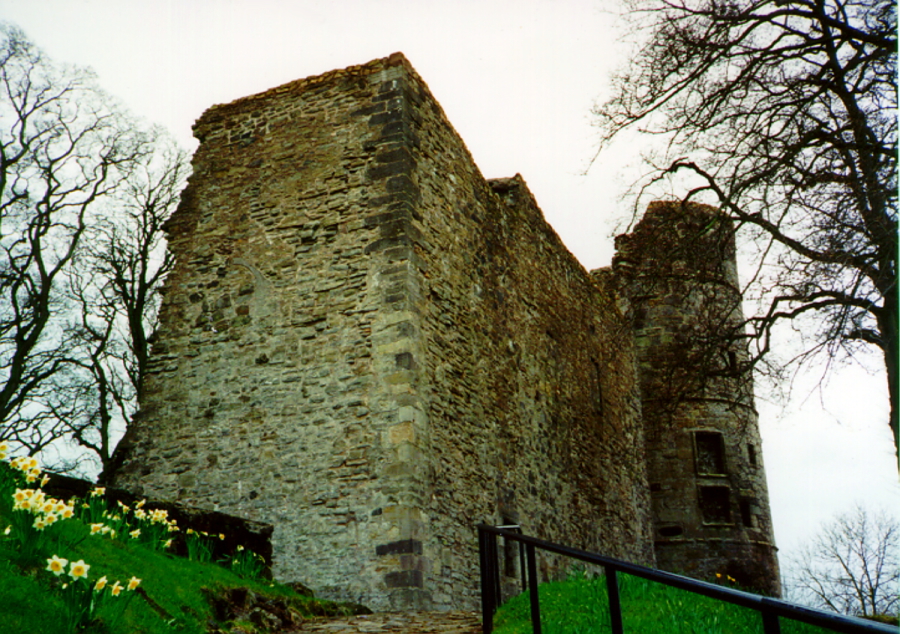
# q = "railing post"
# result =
<box><xmin>491</xmin><ymin>533</ymin><xmax>502</xmax><ymax>610</ymax></box>
<box><xmin>519</xmin><ymin>541</ymin><xmax>527</xmax><ymax>594</ymax></box>
<box><xmin>762</xmin><ymin>610</ymin><xmax>781</xmax><ymax>634</ymax></box>
<box><xmin>605</xmin><ymin>567</ymin><xmax>624</xmax><ymax>634</ymax></box>
<box><xmin>478</xmin><ymin>527</ymin><xmax>497</xmax><ymax>634</ymax></box>
<box><xmin>525</xmin><ymin>542</ymin><xmax>542</xmax><ymax>634</ymax></box>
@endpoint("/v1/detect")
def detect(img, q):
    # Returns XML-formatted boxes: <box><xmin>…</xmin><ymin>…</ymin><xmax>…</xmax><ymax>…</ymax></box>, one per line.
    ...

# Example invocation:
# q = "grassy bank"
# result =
<box><xmin>493</xmin><ymin>572</ymin><xmax>836</xmax><ymax>634</ymax></box>
<box><xmin>0</xmin><ymin>451</ymin><xmax>362</xmax><ymax>633</ymax></box>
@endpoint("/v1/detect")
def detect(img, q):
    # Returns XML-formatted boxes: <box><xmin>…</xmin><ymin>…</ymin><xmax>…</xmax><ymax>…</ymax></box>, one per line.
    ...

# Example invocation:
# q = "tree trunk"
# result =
<box><xmin>880</xmin><ymin>288</ymin><xmax>899</xmax><ymax>472</ymax></box>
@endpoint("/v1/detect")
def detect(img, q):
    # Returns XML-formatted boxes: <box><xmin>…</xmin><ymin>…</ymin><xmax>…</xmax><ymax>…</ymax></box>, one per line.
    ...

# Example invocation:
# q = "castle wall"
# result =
<box><xmin>609</xmin><ymin>201</ymin><xmax>780</xmax><ymax>595</ymax></box>
<box><xmin>399</xmin><ymin>72</ymin><xmax>656</xmax><ymax>604</ymax></box>
<box><xmin>108</xmin><ymin>54</ymin><xmax>655</xmax><ymax>611</ymax></box>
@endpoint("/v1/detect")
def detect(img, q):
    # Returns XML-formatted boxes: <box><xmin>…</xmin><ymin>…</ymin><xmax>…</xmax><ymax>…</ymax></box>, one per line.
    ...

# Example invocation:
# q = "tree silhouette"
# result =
<box><xmin>594</xmin><ymin>0</ymin><xmax>897</xmax><ymax>464</ymax></box>
<box><xmin>787</xmin><ymin>506</ymin><xmax>899</xmax><ymax>621</ymax></box>
<box><xmin>0</xmin><ymin>25</ymin><xmax>188</xmax><ymax>473</ymax></box>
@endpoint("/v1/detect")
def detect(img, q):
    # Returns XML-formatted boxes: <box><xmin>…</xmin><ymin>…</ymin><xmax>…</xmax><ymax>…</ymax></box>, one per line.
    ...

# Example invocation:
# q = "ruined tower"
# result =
<box><xmin>610</xmin><ymin>201</ymin><xmax>780</xmax><ymax>595</ymax></box>
<box><xmin>107</xmin><ymin>53</ymin><xmax>656</xmax><ymax>611</ymax></box>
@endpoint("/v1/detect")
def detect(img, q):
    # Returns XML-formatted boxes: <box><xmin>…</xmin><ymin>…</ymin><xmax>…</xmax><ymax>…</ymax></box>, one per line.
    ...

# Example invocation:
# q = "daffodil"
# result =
<box><xmin>129</xmin><ymin>529</ymin><xmax>141</xmax><ymax>539</ymax></box>
<box><xmin>46</xmin><ymin>555</ymin><xmax>68</xmax><ymax>576</ymax></box>
<box><xmin>90</xmin><ymin>487</ymin><xmax>105</xmax><ymax>497</ymax></box>
<box><xmin>90</xmin><ymin>523</ymin><xmax>105</xmax><ymax>535</ymax></box>
<box><xmin>94</xmin><ymin>576</ymin><xmax>108</xmax><ymax>591</ymax></box>
<box><xmin>68</xmin><ymin>559</ymin><xmax>89</xmax><ymax>580</ymax></box>
<box><xmin>110</xmin><ymin>581</ymin><xmax>123</xmax><ymax>596</ymax></box>
<box><xmin>127</xmin><ymin>576</ymin><xmax>141</xmax><ymax>591</ymax></box>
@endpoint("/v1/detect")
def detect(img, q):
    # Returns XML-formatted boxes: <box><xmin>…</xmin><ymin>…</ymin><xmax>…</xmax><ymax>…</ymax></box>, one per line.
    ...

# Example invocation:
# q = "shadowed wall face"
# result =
<box><xmin>108</xmin><ymin>54</ymin><xmax>657</xmax><ymax>611</ymax></box>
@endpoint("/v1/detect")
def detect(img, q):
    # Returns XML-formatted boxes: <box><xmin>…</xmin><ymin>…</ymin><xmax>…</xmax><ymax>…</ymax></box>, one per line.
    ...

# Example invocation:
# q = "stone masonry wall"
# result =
<box><xmin>397</xmin><ymin>67</ymin><xmax>656</xmax><ymax>604</ymax></box>
<box><xmin>108</xmin><ymin>54</ymin><xmax>656</xmax><ymax>611</ymax></box>
<box><xmin>110</xmin><ymin>55</ymin><xmax>441</xmax><ymax>609</ymax></box>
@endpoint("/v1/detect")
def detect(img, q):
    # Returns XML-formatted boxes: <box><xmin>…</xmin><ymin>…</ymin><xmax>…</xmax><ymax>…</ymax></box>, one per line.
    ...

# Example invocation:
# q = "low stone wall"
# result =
<box><xmin>47</xmin><ymin>472</ymin><xmax>274</xmax><ymax>570</ymax></box>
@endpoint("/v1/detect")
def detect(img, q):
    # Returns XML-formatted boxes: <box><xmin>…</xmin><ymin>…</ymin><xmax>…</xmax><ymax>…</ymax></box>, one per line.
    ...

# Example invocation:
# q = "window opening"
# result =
<box><xmin>500</xmin><ymin>517</ymin><xmax>519</xmax><ymax>577</ymax></box>
<box><xmin>698</xmin><ymin>486</ymin><xmax>732</xmax><ymax>524</ymax></box>
<box><xmin>659</xmin><ymin>525</ymin><xmax>684</xmax><ymax>538</ymax></box>
<box><xmin>740</xmin><ymin>499</ymin><xmax>754</xmax><ymax>528</ymax></box>
<box><xmin>694</xmin><ymin>431</ymin><xmax>726</xmax><ymax>475</ymax></box>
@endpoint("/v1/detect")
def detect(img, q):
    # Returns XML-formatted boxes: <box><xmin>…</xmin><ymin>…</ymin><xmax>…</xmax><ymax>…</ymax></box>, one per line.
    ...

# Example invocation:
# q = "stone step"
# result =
<box><xmin>290</xmin><ymin>611</ymin><xmax>482</xmax><ymax>633</ymax></box>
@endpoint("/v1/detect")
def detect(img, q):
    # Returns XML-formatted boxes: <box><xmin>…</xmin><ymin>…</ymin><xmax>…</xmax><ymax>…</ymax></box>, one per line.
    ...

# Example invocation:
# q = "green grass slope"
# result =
<box><xmin>493</xmin><ymin>573</ymin><xmax>837</xmax><ymax>634</ymax></box>
<box><xmin>0</xmin><ymin>454</ymin><xmax>363</xmax><ymax>634</ymax></box>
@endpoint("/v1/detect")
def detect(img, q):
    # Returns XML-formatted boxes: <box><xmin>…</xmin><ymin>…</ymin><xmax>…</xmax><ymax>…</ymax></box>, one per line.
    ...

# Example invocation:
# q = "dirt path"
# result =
<box><xmin>290</xmin><ymin>611</ymin><xmax>482</xmax><ymax>633</ymax></box>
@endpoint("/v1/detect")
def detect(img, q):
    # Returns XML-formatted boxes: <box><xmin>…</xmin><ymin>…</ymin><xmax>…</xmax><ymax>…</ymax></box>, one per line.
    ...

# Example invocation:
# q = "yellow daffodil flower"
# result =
<box><xmin>46</xmin><ymin>555</ymin><xmax>68</xmax><ymax>576</ymax></box>
<box><xmin>68</xmin><ymin>560</ymin><xmax>89</xmax><ymax>580</ymax></box>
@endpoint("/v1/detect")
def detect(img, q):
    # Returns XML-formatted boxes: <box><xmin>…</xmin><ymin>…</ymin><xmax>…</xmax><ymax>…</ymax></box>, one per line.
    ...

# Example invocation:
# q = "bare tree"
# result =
<box><xmin>59</xmin><ymin>139</ymin><xmax>187</xmax><ymax>472</ymax></box>
<box><xmin>593</xmin><ymin>1</ymin><xmax>898</xmax><ymax>464</ymax></box>
<box><xmin>0</xmin><ymin>24</ymin><xmax>188</xmax><ymax>472</ymax></box>
<box><xmin>787</xmin><ymin>506</ymin><xmax>899</xmax><ymax>620</ymax></box>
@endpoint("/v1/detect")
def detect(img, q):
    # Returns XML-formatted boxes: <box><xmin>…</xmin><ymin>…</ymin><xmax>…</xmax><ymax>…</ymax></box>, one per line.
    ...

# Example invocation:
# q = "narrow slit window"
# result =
<box><xmin>740</xmin><ymin>499</ymin><xmax>754</xmax><ymax>528</ymax></box>
<box><xmin>591</xmin><ymin>359</ymin><xmax>603</xmax><ymax>418</ymax></box>
<box><xmin>501</xmin><ymin>517</ymin><xmax>518</xmax><ymax>577</ymax></box>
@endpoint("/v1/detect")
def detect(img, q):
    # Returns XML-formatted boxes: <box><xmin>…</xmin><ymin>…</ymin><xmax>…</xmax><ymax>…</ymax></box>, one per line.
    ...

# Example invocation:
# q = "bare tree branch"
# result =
<box><xmin>0</xmin><ymin>25</ymin><xmax>188</xmax><ymax>474</ymax></box>
<box><xmin>594</xmin><ymin>0</ymin><xmax>898</xmax><ymax>464</ymax></box>
<box><xmin>787</xmin><ymin>506</ymin><xmax>899</xmax><ymax>619</ymax></box>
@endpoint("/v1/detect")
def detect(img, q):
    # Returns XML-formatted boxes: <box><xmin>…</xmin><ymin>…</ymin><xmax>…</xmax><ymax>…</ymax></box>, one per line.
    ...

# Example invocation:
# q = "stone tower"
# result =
<box><xmin>610</xmin><ymin>201</ymin><xmax>780</xmax><ymax>595</ymax></box>
<box><xmin>107</xmin><ymin>53</ymin><xmax>656</xmax><ymax>611</ymax></box>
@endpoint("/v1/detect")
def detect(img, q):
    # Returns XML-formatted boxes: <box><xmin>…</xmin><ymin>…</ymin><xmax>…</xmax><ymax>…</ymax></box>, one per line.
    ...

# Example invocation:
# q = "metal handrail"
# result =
<box><xmin>477</xmin><ymin>524</ymin><xmax>896</xmax><ymax>634</ymax></box>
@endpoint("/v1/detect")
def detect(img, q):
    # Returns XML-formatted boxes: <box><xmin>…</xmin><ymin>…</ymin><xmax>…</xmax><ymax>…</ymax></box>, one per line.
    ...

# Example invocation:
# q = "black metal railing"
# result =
<box><xmin>477</xmin><ymin>524</ymin><xmax>895</xmax><ymax>634</ymax></box>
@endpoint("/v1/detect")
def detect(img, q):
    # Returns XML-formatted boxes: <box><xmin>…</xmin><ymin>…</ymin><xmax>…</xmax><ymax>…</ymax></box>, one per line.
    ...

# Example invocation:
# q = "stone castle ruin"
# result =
<box><xmin>107</xmin><ymin>53</ymin><xmax>779</xmax><ymax>611</ymax></box>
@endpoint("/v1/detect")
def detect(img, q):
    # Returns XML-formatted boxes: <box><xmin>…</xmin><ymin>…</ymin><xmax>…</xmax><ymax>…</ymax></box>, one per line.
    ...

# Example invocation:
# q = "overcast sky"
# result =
<box><xmin>1</xmin><ymin>0</ymin><xmax>896</xmax><ymax>568</ymax></box>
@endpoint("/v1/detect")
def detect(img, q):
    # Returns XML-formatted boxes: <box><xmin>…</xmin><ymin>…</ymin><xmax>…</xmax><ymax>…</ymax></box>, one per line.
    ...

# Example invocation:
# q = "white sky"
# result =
<box><xmin>2</xmin><ymin>0</ymin><xmax>896</xmax><ymax>572</ymax></box>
